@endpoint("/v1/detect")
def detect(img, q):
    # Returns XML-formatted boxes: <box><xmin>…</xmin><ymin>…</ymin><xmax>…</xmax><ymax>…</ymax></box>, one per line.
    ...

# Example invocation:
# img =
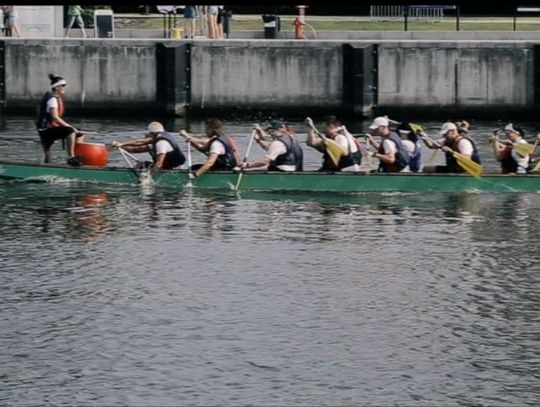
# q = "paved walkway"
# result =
<box><xmin>116</xmin><ymin>13</ymin><xmax>540</xmax><ymax>24</ymax></box>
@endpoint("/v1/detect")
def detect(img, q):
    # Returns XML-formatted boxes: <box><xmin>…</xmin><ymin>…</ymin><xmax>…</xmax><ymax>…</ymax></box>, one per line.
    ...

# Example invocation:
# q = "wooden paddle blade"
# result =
<box><xmin>324</xmin><ymin>138</ymin><xmax>345</xmax><ymax>167</ymax></box>
<box><xmin>514</xmin><ymin>142</ymin><xmax>534</xmax><ymax>156</ymax></box>
<box><xmin>453</xmin><ymin>151</ymin><xmax>483</xmax><ymax>178</ymax></box>
<box><xmin>427</xmin><ymin>148</ymin><xmax>439</xmax><ymax>165</ymax></box>
<box><xmin>531</xmin><ymin>159</ymin><xmax>540</xmax><ymax>172</ymax></box>
<box><xmin>234</xmin><ymin>172</ymin><xmax>244</xmax><ymax>191</ymax></box>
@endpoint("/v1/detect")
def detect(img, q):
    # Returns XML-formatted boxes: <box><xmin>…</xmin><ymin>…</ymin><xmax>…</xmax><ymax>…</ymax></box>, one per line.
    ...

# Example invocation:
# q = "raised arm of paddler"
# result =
<box><xmin>305</xmin><ymin>117</ymin><xmax>324</xmax><ymax>152</ymax></box>
<box><xmin>179</xmin><ymin>129</ymin><xmax>212</xmax><ymax>152</ymax></box>
<box><xmin>253</xmin><ymin>124</ymin><xmax>271</xmax><ymax>151</ymax></box>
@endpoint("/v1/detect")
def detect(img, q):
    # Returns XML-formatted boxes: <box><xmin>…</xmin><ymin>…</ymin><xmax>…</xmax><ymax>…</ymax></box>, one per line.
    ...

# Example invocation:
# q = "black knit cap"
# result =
<box><xmin>397</xmin><ymin>122</ymin><xmax>413</xmax><ymax>133</ymax></box>
<box><xmin>266</xmin><ymin>120</ymin><xmax>285</xmax><ymax>131</ymax></box>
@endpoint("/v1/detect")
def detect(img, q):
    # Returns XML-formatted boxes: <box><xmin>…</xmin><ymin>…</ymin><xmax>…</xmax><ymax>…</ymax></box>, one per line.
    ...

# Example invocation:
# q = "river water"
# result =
<box><xmin>1</xmin><ymin>114</ymin><xmax>539</xmax><ymax>406</ymax></box>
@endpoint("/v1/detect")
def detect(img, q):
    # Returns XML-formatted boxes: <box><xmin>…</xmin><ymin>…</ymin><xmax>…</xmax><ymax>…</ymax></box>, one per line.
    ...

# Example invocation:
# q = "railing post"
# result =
<box><xmin>404</xmin><ymin>5</ymin><xmax>409</xmax><ymax>31</ymax></box>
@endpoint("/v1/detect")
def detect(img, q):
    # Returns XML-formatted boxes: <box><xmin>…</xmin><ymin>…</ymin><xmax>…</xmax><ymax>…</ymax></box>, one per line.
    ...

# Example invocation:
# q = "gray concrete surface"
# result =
<box><xmin>3</xmin><ymin>38</ymin><xmax>538</xmax><ymax>117</ymax></box>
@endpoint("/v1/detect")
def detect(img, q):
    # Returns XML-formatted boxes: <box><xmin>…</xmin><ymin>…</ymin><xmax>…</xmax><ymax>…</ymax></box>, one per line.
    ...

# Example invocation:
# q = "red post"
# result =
<box><xmin>293</xmin><ymin>17</ymin><xmax>304</xmax><ymax>39</ymax></box>
<box><xmin>294</xmin><ymin>5</ymin><xmax>308</xmax><ymax>39</ymax></box>
<box><xmin>296</xmin><ymin>5</ymin><xmax>308</xmax><ymax>23</ymax></box>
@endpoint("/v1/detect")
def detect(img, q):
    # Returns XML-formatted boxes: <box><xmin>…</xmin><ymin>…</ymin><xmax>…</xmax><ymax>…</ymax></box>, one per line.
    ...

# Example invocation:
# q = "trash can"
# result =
<box><xmin>262</xmin><ymin>14</ymin><xmax>280</xmax><ymax>39</ymax></box>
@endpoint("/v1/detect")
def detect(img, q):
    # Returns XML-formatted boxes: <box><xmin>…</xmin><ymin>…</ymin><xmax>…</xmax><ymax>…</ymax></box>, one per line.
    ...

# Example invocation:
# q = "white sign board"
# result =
<box><xmin>16</xmin><ymin>6</ymin><xmax>64</xmax><ymax>38</ymax></box>
<box><xmin>94</xmin><ymin>9</ymin><xmax>114</xmax><ymax>38</ymax></box>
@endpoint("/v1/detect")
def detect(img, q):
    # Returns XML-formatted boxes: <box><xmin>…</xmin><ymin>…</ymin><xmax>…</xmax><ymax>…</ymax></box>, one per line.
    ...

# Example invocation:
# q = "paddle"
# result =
<box><xmin>492</xmin><ymin>136</ymin><xmax>535</xmax><ymax>157</ymax></box>
<box><xmin>386</xmin><ymin>117</ymin><xmax>424</xmax><ymax>133</ymax></box>
<box><xmin>234</xmin><ymin>129</ymin><xmax>256</xmax><ymax>192</ymax></box>
<box><xmin>305</xmin><ymin>117</ymin><xmax>344</xmax><ymax>167</ymax></box>
<box><xmin>529</xmin><ymin>135</ymin><xmax>540</xmax><ymax>172</ymax></box>
<box><xmin>114</xmin><ymin>146</ymin><xmax>152</xmax><ymax>184</ymax></box>
<box><xmin>421</xmin><ymin>133</ymin><xmax>483</xmax><ymax>178</ymax></box>
<box><xmin>364</xmin><ymin>135</ymin><xmax>373</xmax><ymax>173</ymax></box>
<box><xmin>186</xmin><ymin>140</ymin><xmax>194</xmax><ymax>187</ymax></box>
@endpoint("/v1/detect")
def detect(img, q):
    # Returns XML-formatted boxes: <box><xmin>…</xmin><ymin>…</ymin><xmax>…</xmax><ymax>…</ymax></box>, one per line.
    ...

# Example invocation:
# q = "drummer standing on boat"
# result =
<box><xmin>112</xmin><ymin>122</ymin><xmax>185</xmax><ymax>176</ymax></box>
<box><xmin>36</xmin><ymin>74</ymin><xmax>84</xmax><ymax>166</ymax></box>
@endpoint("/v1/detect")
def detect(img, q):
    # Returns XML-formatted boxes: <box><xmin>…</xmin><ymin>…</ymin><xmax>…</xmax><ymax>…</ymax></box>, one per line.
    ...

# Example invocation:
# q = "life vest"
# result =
<box><xmin>268</xmin><ymin>134</ymin><xmax>303</xmax><ymax>171</ymax></box>
<box><xmin>445</xmin><ymin>136</ymin><xmax>481</xmax><ymax>173</ymax></box>
<box><xmin>210</xmin><ymin>133</ymin><xmax>239</xmax><ymax>170</ymax></box>
<box><xmin>36</xmin><ymin>92</ymin><xmax>65</xmax><ymax>130</ymax></box>
<box><xmin>377</xmin><ymin>131</ymin><xmax>410</xmax><ymax>172</ymax></box>
<box><xmin>150</xmin><ymin>133</ymin><xmax>186</xmax><ymax>169</ymax></box>
<box><xmin>321</xmin><ymin>128</ymin><xmax>362</xmax><ymax>171</ymax></box>
<box><xmin>500</xmin><ymin>143</ymin><xmax>531</xmax><ymax>173</ymax></box>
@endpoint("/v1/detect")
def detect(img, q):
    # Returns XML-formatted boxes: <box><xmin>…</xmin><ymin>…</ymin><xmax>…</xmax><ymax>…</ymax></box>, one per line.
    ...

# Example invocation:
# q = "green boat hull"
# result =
<box><xmin>0</xmin><ymin>159</ymin><xmax>539</xmax><ymax>193</ymax></box>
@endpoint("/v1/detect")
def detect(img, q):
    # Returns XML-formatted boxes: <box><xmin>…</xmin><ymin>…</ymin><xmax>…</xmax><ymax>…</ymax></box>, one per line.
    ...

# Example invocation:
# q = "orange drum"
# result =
<box><xmin>74</xmin><ymin>142</ymin><xmax>109</xmax><ymax>167</ymax></box>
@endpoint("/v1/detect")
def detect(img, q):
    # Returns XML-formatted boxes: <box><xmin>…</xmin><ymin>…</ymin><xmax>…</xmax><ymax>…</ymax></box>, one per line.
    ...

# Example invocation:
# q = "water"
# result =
<box><xmin>1</xmin><ymin>115</ymin><xmax>540</xmax><ymax>405</ymax></box>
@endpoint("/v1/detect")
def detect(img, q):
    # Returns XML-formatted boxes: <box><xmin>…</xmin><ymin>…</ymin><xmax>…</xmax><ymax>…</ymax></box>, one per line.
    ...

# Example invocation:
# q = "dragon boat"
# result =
<box><xmin>0</xmin><ymin>159</ymin><xmax>539</xmax><ymax>193</ymax></box>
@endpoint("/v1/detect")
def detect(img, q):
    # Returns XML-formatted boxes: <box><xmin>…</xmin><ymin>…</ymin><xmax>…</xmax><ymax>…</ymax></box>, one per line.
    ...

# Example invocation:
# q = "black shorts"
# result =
<box><xmin>38</xmin><ymin>127</ymin><xmax>76</xmax><ymax>149</ymax></box>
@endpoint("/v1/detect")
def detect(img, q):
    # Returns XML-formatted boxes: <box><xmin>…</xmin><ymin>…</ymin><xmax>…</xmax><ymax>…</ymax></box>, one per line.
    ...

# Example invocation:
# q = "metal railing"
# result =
<box><xmin>370</xmin><ymin>5</ymin><xmax>445</xmax><ymax>22</ymax></box>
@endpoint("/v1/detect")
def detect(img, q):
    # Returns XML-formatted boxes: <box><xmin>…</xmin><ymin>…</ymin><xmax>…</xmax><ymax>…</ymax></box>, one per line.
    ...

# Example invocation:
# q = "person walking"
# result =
<box><xmin>36</xmin><ymin>74</ymin><xmax>84</xmax><ymax>165</ymax></box>
<box><xmin>112</xmin><ymin>122</ymin><xmax>186</xmax><ymax>176</ymax></box>
<box><xmin>4</xmin><ymin>6</ymin><xmax>21</xmax><ymax>37</ymax></box>
<box><xmin>206</xmin><ymin>6</ymin><xmax>219</xmax><ymax>39</ymax></box>
<box><xmin>65</xmin><ymin>5</ymin><xmax>87</xmax><ymax>38</ymax></box>
<box><xmin>183</xmin><ymin>5</ymin><xmax>198</xmax><ymax>39</ymax></box>
<box><xmin>0</xmin><ymin>7</ymin><xmax>5</xmax><ymax>37</ymax></box>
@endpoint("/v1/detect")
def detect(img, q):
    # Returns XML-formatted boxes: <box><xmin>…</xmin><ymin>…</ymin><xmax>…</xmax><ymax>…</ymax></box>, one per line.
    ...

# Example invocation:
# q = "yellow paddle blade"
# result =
<box><xmin>324</xmin><ymin>138</ymin><xmax>345</xmax><ymax>167</ymax></box>
<box><xmin>513</xmin><ymin>142</ymin><xmax>534</xmax><ymax>157</ymax></box>
<box><xmin>532</xmin><ymin>159</ymin><xmax>540</xmax><ymax>172</ymax></box>
<box><xmin>427</xmin><ymin>148</ymin><xmax>439</xmax><ymax>164</ymax></box>
<box><xmin>453</xmin><ymin>151</ymin><xmax>483</xmax><ymax>179</ymax></box>
<box><xmin>234</xmin><ymin>172</ymin><xmax>244</xmax><ymax>191</ymax></box>
<box><xmin>410</xmin><ymin>123</ymin><xmax>424</xmax><ymax>133</ymax></box>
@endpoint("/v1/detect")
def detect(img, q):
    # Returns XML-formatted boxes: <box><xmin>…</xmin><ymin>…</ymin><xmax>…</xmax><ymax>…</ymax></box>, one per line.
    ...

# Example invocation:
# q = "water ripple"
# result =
<box><xmin>1</xmin><ymin>119</ymin><xmax>540</xmax><ymax>405</ymax></box>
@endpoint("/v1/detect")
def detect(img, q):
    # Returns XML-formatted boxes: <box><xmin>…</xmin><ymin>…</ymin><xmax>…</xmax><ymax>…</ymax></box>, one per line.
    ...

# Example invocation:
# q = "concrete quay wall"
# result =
<box><xmin>3</xmin><ymin>38</ymin><xmax>538</xmax><ymax>117</ymax></box>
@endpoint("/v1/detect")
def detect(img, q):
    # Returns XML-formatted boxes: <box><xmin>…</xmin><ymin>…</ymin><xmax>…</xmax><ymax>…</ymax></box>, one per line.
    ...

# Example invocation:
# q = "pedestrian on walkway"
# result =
<box><xmin>183</xmin><ymin>5</ymin><xmax>198</xmax><ymax>39</ymax></box>
<box><xmin>4</xmin><ymin>6</ymin><xmax>21</xmax><ymax>37</ymax></box>
<box><xmin>65</xmin><ymin>6</ymin><xmax>87</xmax><ymax>38</ymax></box>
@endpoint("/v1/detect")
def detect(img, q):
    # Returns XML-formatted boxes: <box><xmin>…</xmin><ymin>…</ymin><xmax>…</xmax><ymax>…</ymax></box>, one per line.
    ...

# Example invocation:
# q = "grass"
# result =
<box><xmin>116</xmin><ymin>16</ymin><xmax>540</xmax><ymax>32</ymax></box>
